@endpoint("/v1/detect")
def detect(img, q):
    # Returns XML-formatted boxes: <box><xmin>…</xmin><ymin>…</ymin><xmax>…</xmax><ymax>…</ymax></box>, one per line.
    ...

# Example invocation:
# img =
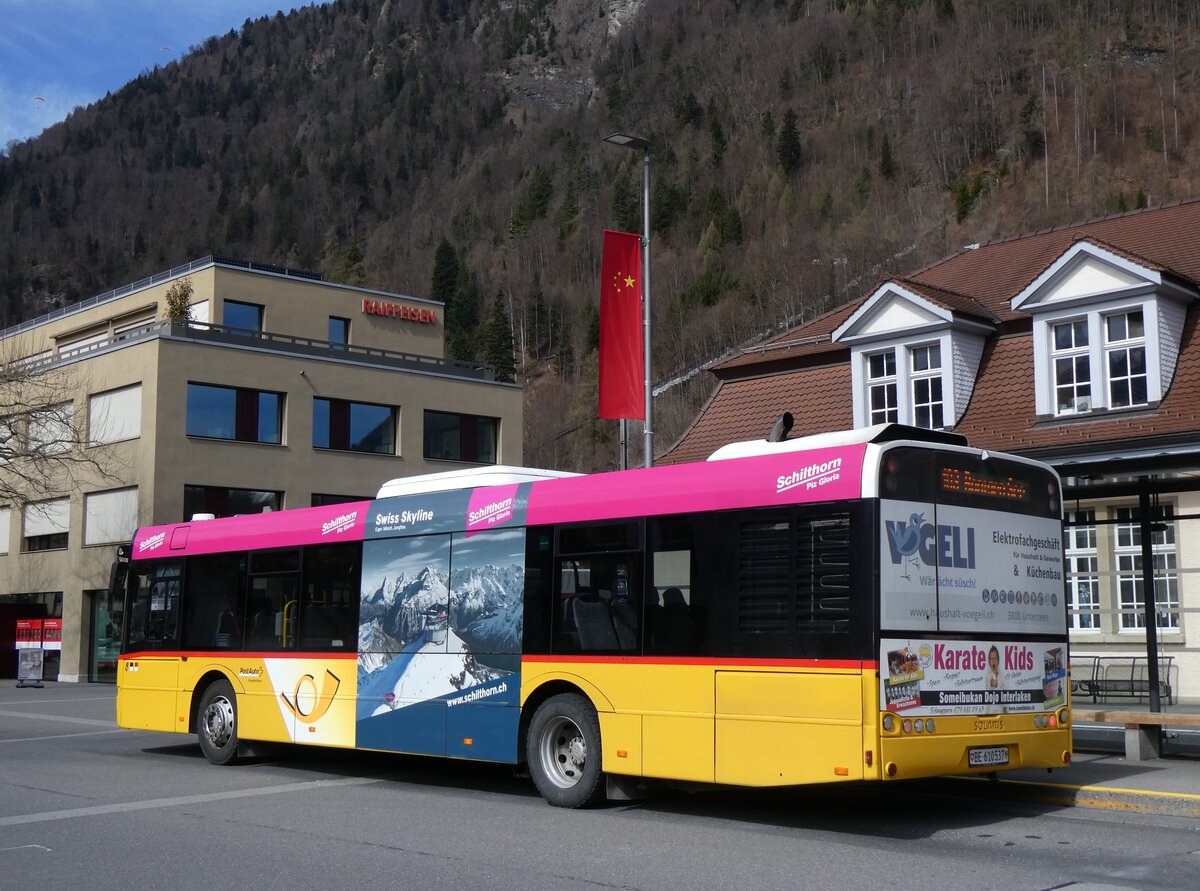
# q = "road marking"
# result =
<box><xmin>0</xmin><ymin>709</ymin><xmax>116</xmax><ymax>728</ymax></box>
<box><xmin>0</xmin><ymin>729</ymin><xmax>128</xmax><ymax>744</ymax></box>
<box><xmin>0</xmin><ymin>845</ymin><xmax>52</xmax><ymax>853</ymax></box>
<box><xmin>0</xmin><ymin>777</ymin><xmax>380</xmax><ymax>827</ymax></box>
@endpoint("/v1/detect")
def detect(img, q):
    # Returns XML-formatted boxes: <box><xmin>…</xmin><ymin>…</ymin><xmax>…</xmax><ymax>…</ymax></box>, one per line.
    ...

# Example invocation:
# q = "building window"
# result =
<box><xmin>1105</xmin><ymin>310</ymin><xmax>1148</xmax><ymax>409</ymax></box>
<box><xmin>84</xmin><ymin>487</ymin><xmax>139</xmax><ymax>546</ymax></box>
<box><xmin>223</xmin><ymin>300</ymin><xmax>263</xmax><ymax>333</ymax></box>
<box><xmin>89</xmin><ymin>384</ymin><xmax>142</xmax><ymax>445</ymax></box>
<box><xmin>27</xmin><ymin>403</ymin><xmax>74</xmax><ymax>456</ymax></box>
<box><xmin>1052</xmin><ymin>319</ymin><xmax>1091</xmax><ymax>414</ymax></box>
<box><xmin>186</xmin><ymin>383</ymin><xmax>283</xmax><ymax>444</ymax></box>
<box><xmin>184</xmin><ymin>485</ymin><xmax>282</xmax><ymax>521</ymax></box>
<box><xmin>866</xmin><ymin>351</ymin><xmax>898</xmax><ymax>424</ymax></box>
<box><xmin>1064</xmin><ymin>509</ymin><xmax>1100</xmax><ymax>631</ymax></box>
<box><xmin>312</xmin><ymin>398</ymin><xmax>396</xmax><ymax>454</ymax></box>
<box><xmin>910</xmin><ymin>344</ymin><xmax>944</xmax><ymax>429</ymax></box>
<box><xmin>328</xmin><ymin>316</ymin><xmax>350</xmax><ymax>347</ymax></box>
<box><xmin>23</xmin><ymin>498</ymin><xmax>69</xmax><ymax>552</ymax></box>
<box><xmin>424</xmin><ymin>411</ymin><xmax>498</xmax><ymax>464</ymax></box>
<box><xmin>1113</xmin><ymin>505</ymin><xmax>1179</xmax><ymax>632</ymax></box>
<box><xmin>312</xmin><ymin>493</ymin><xmax>369</xmax><ymax>507</ymax></box>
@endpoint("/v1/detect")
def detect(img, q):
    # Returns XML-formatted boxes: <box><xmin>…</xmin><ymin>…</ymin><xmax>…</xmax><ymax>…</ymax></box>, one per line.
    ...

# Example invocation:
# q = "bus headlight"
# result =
<box><xmin>882</xmin><ymin>714</ymin><xmax>895</xmax><ymax>733</ymax></box>
<box><xmin>1057</xmin><ymin>707</ymin><xmax>1070</xmax><ymax>727</ymax></box>
<box><xmin>924</xmin><ymin>719</ymin><xmax>935</xmax><ymax>734</ymax></box>
<box><xmin>914</xmin><ymin>719</ymin><xmax>924</xmax><ymax>733</ymax></box>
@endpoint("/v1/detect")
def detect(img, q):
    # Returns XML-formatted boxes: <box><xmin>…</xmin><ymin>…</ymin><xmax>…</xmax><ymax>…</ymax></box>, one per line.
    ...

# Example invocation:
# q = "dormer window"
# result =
<box><xmin>867</xmin><ymin>351</ymin><xmax>898</xmax><ymax>424</ymax></box>
<box><xmin>1052</xmin><ymin>319</ymin><xmax>1091</xmax><ymax>414</ymax></box>
<box><xmin>1012</xmin><ymin>239</ymin><xmax>1196</xmax><ymax>418</ymax></box>
<box><xmin>835</xmin><ymin>280</ymin><xmax>994</xmax><ymax>431</ymax></box>
<box><xmin>1105</xmin><ymin>309</ymin><xmax>1147</xmax><ymax>408</ymax></box>
<box><xmin>910</xmin><ymin>344</ymin><xmax>944</xmax><ymax>429</ymax></box>
<box><xmin>861</xmin><ymin>344</ymin><xmax>945</xmax><ymax>430</ymax></box>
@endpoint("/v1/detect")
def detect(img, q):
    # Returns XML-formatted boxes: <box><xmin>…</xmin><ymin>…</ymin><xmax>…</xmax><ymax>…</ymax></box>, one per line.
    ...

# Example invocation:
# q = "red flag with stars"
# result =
<box><xmin>598</xmin><ymin>229</ymin><xmax>645</xmax><ymax>419</ymax></box>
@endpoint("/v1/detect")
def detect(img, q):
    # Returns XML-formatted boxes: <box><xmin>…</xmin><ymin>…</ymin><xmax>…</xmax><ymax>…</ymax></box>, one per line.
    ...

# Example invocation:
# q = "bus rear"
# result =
<box><xmin>872</xmin><ymin>444</ymin><xmax>1070</xmax><ymax>779</ymax></box>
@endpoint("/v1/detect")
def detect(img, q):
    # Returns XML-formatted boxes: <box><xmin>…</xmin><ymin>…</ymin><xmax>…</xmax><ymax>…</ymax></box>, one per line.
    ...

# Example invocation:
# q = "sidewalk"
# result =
<box><xmin>943</xmin><ymin>744</ymin><xmax>1200</xmax><ymax>817</ymax></box>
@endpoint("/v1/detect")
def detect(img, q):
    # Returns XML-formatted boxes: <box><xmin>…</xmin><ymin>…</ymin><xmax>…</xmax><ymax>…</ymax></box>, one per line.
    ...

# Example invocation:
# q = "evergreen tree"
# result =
<box><xmin>777</xmin><ymin>109</ymin><xmax>802</xmax><ymax>173</ymax></box>
<box><xmin>430</xmin><ymin>239</ymin><xmax>458</xmax><ymax>303</ymax></box>
<box><xmin>483</xmin><ymin>292</ymin><xmax>516</xmax><ymax>383</ymax></box>
<box><xmin>530</xmin><ymin>274</ymin><xmax>551</xmax><ymax>358</ymax></box>
<box><xmin>446</xmin><ymin>251</ymin><xmax>481</xmax><ymax>361</ymax></box>
<box><xmin>879</xmin><ymin>133</ymin><xmax>895</xmax><ymax>180</ymax></box>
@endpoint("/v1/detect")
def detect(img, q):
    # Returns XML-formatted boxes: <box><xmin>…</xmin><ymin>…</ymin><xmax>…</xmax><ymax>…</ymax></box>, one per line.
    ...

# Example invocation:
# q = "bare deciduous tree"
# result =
<box><xmin>0</xmin><ymin>345</ymin><xmax>122</xmax><ymax>510</ymax></box>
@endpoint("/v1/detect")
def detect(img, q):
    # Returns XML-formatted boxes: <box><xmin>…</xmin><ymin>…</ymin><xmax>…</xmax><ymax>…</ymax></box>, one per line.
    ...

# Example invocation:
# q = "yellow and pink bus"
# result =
<box><xmin>115</xmin><ymin>424</ymin><xmax>1071</xmax><ymax>807</ymax></box>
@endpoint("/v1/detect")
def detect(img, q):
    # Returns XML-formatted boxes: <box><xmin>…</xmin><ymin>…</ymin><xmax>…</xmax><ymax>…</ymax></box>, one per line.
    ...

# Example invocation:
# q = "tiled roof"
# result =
<box><xmin>657</xmin><ymin>363</ymin><xmax>853</xmax><ymax>464</ymax></box>
<box><xmin>668</xmin><ymin>199</ymin><xmax>1200</xmax><ymax>464</ymax></box>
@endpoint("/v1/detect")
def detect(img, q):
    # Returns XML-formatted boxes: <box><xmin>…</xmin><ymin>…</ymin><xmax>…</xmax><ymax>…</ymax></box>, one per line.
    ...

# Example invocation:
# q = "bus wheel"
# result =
<box><xmin>527</xmin><ymin>693</ymin><xmax>605</xmax><ymax>808</ymax></box>
<box><xmin>197</xmin><ymin>680</ymin><xmax>239</xmax><ymax>765</ymax></box>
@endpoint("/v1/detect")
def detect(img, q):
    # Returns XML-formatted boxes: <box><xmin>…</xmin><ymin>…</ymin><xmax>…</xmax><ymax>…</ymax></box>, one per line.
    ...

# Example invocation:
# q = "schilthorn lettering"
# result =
<box><xmin>885</xmin><ymin>517</ymin><xmax>976</xmax><ymax>569</ymax></box>
<box><xmin>777</xmin><ymin>458</ymin><xmax>842</xmax><ymax>494</ymax></box>
<box><xmin>321</xmin><ymin>511</ymin><xmax>358</xmax><ymax>536</ymax></box>
<box><xmin>138</xmin><ymin>532</ymin><xmax>167</xmax><ymax>553</ymax></box>
<box><xmin>469</xmin><ymin>497</ymin><xmax>513</xmax><ymax>527</ymax></box>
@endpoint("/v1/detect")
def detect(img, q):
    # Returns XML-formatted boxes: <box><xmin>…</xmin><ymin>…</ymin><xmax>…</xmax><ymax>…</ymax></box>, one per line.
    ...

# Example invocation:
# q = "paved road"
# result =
<box><xmin>2</xmin><ymin>686</ymin><xmax>1198</xmax><ymax>890</ymax></box>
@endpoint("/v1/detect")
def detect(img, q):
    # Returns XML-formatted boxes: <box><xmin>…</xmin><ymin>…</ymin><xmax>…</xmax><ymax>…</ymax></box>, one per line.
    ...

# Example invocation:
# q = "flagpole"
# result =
<box><xmin>640</xmin><ymin>143</ymin><xmax>652</xmax><ymax>468</ymax></box>
<box><xmin>603</xmin><ymin>132</ymin><xmax>653</xmax><ymax>469</ymax></box>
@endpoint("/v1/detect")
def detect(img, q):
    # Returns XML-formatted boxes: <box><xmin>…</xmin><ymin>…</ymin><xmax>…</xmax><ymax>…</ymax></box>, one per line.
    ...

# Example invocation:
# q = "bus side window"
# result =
<box><xmin>300</xmin><ymin>542</ymin><xmax>361</xmax><ymax>651</ymax></box>
<box><xmin>126</xmin><ymin>559</ymin><xmax>182</xmax><ymax>650</ymax></box>
<box><xmin>552</xmin><ymin>520</ymin><xmax>642</xmax><ymax>655</ymax></box>
<box><xmin>646</xmin><ymin>515</ymin><xmax>706</xmax><ymax>656</ymax></box>
<box><xmin>183</xmin><ymin>552</ymin><xmax>247</xmax><ymax>649</ymax></box>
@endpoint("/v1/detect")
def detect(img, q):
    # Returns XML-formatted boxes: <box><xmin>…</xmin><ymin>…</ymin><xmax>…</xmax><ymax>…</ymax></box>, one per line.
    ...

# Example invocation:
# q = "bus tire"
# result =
<box><xmin>527</xmin><ymin>693</ymin><xmax>605</xmax><ymax>808</ymax></box>
<box><xmin>197</xmin><ymin>679</ymin><xmax>239</xmax><ymax>765</ymax></box>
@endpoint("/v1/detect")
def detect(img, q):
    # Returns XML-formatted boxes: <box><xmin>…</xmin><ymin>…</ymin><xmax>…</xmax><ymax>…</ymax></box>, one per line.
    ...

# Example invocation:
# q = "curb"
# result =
<box><xmin>936</xmin><ymin>775</ymin><xmax>1200</xmax><ymax>818</ymax></box>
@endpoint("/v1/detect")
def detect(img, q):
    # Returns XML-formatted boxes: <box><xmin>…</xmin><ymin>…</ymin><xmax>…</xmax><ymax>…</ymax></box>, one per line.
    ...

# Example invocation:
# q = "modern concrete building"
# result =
<box><xmin>664</xmin><ymin>200</ymin><xmax>1200</xmax><ymax>705</ymax></box>
<box><xmin>0</xmin><ymin>256</ymin><xmax>522</xmax><ymax>683</ymax></box>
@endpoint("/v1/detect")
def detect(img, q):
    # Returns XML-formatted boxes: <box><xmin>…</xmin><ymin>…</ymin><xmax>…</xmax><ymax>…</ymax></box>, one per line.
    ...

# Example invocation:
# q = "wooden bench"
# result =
<box><xmin>1072</xmin><ymin>708</ymin><xmax>1200</xmax><ymax>760</ymax></box>
<box><xmin>1072</xmin><ymin>655</ymin><xmax>1174</xmax><ymax>705</ymax></box>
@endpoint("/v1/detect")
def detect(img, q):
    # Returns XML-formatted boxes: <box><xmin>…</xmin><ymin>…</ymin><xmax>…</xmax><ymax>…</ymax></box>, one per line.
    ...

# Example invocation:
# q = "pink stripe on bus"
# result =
<box><xmin>526</xmin><ymin>445</ymin><xmax>866</xmax><ymax>525</ymax></box>
<box><xmin>130</xmin><ymin>501</ymin><xmax>371</xmax><ymax>559</ymax></box>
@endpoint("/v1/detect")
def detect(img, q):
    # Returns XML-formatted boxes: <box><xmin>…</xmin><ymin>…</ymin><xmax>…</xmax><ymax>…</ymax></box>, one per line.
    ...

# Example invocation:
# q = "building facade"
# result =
<box><xmin>0</xmin><ymin>257</ymin><xmax>522</xmax><ymax>683</ymax></box>
<box><xmin>663</xmin><ymin>201</ymin><xmax>1200</xmax><ymax>704</ymax></box>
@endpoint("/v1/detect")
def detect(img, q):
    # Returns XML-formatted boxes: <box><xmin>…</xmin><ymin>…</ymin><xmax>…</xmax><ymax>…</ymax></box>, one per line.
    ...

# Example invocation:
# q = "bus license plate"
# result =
<box><xmin>968</xmin><ymin>746</ymin><xmax>1009</xmax><ymax>767</ymax></box>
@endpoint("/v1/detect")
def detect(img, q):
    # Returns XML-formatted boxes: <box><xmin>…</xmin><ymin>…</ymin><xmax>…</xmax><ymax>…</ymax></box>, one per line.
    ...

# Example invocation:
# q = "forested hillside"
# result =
<box><xmin>3</xmin><ymin>0</ymin><xmax>1200</xmax><ymax>470</ymax></box>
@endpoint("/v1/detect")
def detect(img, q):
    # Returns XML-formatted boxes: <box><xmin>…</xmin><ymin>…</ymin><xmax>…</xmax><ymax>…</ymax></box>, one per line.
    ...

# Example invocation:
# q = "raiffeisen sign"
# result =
<box><xmin>361</xmin><ymin>298</ymin><xmax>437</xmax><ymax>324</ymax></box>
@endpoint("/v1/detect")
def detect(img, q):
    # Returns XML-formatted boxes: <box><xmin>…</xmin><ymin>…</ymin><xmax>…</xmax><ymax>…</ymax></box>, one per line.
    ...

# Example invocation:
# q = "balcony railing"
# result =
<box><xmin>49</xmin><ymin>319</ymin><xmax>496</xmax><ymax>381</ymax></box>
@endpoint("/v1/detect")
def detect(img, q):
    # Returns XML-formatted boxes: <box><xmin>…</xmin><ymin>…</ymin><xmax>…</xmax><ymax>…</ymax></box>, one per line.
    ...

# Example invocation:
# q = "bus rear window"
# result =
<box><xmin>880</xmin><ymin>448</ymin><xmax>1059</xmax><ymax>519</ymax></box>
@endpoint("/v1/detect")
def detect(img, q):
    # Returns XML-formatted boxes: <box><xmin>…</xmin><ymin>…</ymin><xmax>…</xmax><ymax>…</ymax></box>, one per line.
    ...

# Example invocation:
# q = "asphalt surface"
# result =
<box><xmin>3</xmin><ymin>682</ymin><xmax>1200</xmax><ymax>891</ymax></box>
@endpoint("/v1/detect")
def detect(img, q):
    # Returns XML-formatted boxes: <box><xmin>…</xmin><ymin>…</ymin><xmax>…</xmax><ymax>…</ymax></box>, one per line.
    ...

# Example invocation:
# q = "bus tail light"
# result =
<box><xmin>834</xmin><ymin>767</ymin><xmax>849</xmax><ymax>776</ymax></box>
<box><xmin>865</xmin><ymin>750</ymin><xmax>873</xmax><ymax>767</ymax></box>
<box><xmin>924</xmin><ymin>719</ymin><xmax>935</xmax><ymax>734</ymax></box>
<box><xmin>1063</xmin><ymin>751</ymin><xmax>1072</xmax><ymax>765</ymax></box>
<box><xmin>902</xmin><ymin>719</ymin><xmax>912</xmax><ymax>734</ymax></box>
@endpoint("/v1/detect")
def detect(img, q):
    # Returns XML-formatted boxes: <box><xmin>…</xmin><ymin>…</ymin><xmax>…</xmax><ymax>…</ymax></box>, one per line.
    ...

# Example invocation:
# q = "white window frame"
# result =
<box><xmin>1104</xmin><ymin>308</ymin><xmax>1149</xmax><ymax>409</ymax></box>
<box><xmin>865</xmin><ymin>349</ymin><xmax>898</xmax><ymax>425</ymax></box>
<box><xmin>1113</xmin><ymin>505</ymin><xmax>1180</xmax><ymax>634</ymax></box>
<box><xmin>909</xmin><ymin>343</ymin><xmax>944</xmax><ymax>430</ymax></box>
<box><xmin>0</xmin><ymin>505</ymin><xmax>10</xmax><ymax>555</ymax></box>
<box><xmin>23</xmin><ymin>497</ymin><xmax>70</xmax><ymax>551</ymax></box>
<box><xmin>1050</xmin><ymin>318</ymin><xmax>1092</xmax><ymax>415</ymax></box>
<box><xmin>1063</xmin><ymin>509</ymin><xmax>1100</xmax><ymax>632</ymax></box>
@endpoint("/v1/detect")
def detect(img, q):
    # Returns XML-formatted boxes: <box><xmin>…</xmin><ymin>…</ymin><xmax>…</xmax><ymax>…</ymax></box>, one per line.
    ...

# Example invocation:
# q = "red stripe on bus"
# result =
<box><xmin>521</xmin><ymin>655</ymin><xmax>877</xmax><ymax>670</ymax></box>
<box><xmin>118</xmin><ymin>650</ymin><xmax>359</xmax><ymax>660</ymax></box>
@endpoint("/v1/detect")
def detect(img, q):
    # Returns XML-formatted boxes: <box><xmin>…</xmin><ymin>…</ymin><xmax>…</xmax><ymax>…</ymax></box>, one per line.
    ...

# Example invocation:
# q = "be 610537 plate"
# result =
<box><xmin>968</xmin><ymin>745</ymin><xmax>1009</xmax><ymax>767</ymax></box>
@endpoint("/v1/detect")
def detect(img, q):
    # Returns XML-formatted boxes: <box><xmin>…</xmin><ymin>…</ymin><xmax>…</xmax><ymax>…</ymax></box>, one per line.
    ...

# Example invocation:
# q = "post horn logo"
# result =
<box><xmin>279</xmin><ymin>669</ymin><xmax>341</xmax><ymax>724</ymax></box>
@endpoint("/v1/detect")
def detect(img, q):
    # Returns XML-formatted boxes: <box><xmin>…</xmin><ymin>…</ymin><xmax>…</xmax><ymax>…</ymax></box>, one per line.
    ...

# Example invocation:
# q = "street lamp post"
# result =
<box><xmin>603</xmin><ymin>132</ymin><xmax>652</xmax><ymax>468</ymax></box>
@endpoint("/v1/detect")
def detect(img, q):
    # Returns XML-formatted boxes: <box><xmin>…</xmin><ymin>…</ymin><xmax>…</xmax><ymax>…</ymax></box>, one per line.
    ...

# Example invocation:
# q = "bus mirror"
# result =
<box><xmin>108</xmin><ymin>561</ymin><xmax>129</xmax><ymax>596</ymax></box>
